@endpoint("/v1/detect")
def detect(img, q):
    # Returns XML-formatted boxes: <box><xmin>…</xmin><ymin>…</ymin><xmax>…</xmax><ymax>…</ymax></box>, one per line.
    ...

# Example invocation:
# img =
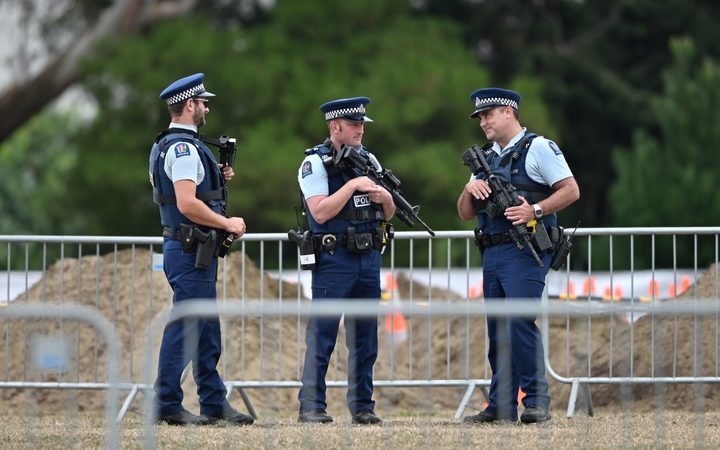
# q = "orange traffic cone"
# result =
<box><xmin>384</xmin><ymin>272</ymin><xmax>399</xmax><ymax>292</ymax></box>
<box><xmin>582</xmin><ymin>276</ymin><xmax>596</xmax><ymax>296</ymax></box>
<box><xmin>385</xmin><ymin>308</ymin><xmax>408</xmax><ymax>344</ymax></box>
<box><xmin>382</xmin><ymin>287</ymin><xmax>408</xmax><ymax>344</ymax></box>
<box><xmin>560</xmin><ymin>281</ymin><xmax>577</xmax><ymax>300</ymax></box>
<box><xmin>679</xmin><ymin>276</ymin><xmax>691</xmax><ymax>294</ymax></box>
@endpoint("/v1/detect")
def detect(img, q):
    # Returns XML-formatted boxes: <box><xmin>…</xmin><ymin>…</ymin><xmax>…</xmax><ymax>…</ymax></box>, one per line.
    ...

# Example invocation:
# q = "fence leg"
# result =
<box><xmin>116</xmin><ymin>384</ymin><xmax>139</xmax><ymax>424</ymax></box>
<box><xmin>226</xmin><ymin>383</ymin><xmax>258</xmax><ymax>419</ymax></box>
<box><xmin>454</xmin><ymin>381</ymin><xmax>477</xmax><ymax>420</ymax></box>
<box><xmin>581</xmin><ymin>383</ymin><xmax>594</xmax><ymax>417</ymax></box>
<box><xmin>567</xmin><ymin>379</ymin><xmax>579</xmax><ymax>418</ymax></box>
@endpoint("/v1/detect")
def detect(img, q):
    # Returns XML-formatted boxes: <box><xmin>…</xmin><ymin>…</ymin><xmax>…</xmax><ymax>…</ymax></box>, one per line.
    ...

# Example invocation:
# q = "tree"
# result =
<box><xmin>0</xmin><ymin>109</ymin><xmax>80</xmax><ymax>234</ymax></box>
<box><xmin>58</xmin><ymin>0</ymin><xmax>554</xmax><ymax>268</ymax></box>
<box><xmin>419</xmin><ymin>0</ymin><xmax>720</xmax><ymax>227</ymax></box>
<box><xmin>0</xmin><ymin>0</ymin><xmax>271</xmax><ymax>142</ymax></box>
<box><xmin>609</xmin><ymin>37</ymin><xmax>720</xmax><ymax>267</ymax></box>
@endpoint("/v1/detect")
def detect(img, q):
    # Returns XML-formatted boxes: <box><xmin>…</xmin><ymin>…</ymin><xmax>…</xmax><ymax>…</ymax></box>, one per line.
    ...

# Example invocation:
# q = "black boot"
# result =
<box><xmin>298</xmin><ymin>409</ymin><xmax>333</xmax><ymax>423</ymax></box>
<box><xmin>157</xmin><ymin>408</ymin><xmax>211</xmax><ymax>426</ymax></box>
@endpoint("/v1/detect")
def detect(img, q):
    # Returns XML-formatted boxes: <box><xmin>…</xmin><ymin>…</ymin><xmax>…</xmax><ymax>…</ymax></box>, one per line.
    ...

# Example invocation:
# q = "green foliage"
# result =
<box><xmin>609</xmin><ymin>37</ymin><xmax>720</xmax><ymax>266</ymax></box>
<box><xmin>0</xmin><ymin>110</ymin><xmax>84</xmax><ymax>269</ymax></box>
<box><xmin>421</xmin><ymin>0</ymin><xmax>720</xmax><ymax>228</ymax></box>
<box><xmin>63</xmin><ymin>0</ymin><xmax>554</xmax><ymax>253</ymax></box>
<box><xmin>0</xmin><ymin>111</ymin><xmax>80</xmax><ymax>235</ymax></box>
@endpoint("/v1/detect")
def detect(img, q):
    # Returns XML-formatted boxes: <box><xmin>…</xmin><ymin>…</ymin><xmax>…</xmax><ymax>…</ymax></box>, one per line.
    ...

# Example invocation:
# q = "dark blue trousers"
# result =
<box><xmin>482</xmin><ymin>243</ymin><xmax>552</xmax><ymax>420</ymax></box>
<box><xmin>298</xmin><ymin>247</ymin><xmax>381</xmax><ymax>415</ymax></box>
<box><xmin>155</xmin><ymin>238</ymin><xmax>227</xmax><ymax>417</ymax></box>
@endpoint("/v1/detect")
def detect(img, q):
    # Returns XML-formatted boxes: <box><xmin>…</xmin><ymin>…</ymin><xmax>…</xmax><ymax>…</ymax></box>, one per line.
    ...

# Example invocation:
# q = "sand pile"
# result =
<box><xmin>1</xmin><ymin>249</ymin><xmax>718</xmax><ymax>416</ymax></box>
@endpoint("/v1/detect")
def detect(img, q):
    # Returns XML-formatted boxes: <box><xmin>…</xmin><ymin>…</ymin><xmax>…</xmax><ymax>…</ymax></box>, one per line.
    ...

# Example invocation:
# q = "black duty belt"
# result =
<box><xmin>480</xmin><ymin>232</ymin><xmax>513</xmax><ymax>248</ymax></box>
<box><xmin>312</xmin><ymin>232</ymin><xmax>382</xmax><ymax>253</ymax></box>
<box><xmin>163</xmin><ymin>226</ymin><xmax>181</xmax><ymax>240</ymax></box>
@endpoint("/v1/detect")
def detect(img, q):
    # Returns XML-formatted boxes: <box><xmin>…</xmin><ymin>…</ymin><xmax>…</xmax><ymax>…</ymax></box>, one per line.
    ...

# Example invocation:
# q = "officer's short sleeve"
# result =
<box><xmin>525</xmin><ymin>137</ymin><xmax>573</xmax><ymax>187</ymax></box>
<box><xmin>165</xmin><ymin>141</ymin><xmax>204</xmax><ymax>184</ymax></box>
<box><xmin>298</xmin><ymin>154</ymin><xmax>328</xmax><ymax>199</ymax></box>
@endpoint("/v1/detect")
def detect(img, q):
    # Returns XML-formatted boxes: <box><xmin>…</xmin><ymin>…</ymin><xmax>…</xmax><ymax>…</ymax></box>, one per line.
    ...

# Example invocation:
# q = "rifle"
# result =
<box><xmin>334</xmin><ymin>145</ymin><xmax>436</xmax><ymax>237</ymax></box>
<box><xmin>462</xmin><ymin>144</ymin><xmax>543</xmax><ymax>266</ymax></box>
<box><xmin>200</xmin><ymin>134</ymin><xmax>238</xmax><ymax>256</ymax></box>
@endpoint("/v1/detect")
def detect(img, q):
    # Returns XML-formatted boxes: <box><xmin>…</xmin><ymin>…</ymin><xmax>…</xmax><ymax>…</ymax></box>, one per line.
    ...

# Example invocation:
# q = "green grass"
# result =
<box><xmin>1</xmin><ymin>409</ymin><xmax>719</xmax><ymax>449</ymax></box>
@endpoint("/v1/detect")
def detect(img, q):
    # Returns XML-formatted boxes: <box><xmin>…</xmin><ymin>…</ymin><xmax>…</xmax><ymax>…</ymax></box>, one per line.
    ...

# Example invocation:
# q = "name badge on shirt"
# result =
<box><xmin>353</xmin><ymin>194</ymin><xmax>371</xmax><ymax>208</ymax></box>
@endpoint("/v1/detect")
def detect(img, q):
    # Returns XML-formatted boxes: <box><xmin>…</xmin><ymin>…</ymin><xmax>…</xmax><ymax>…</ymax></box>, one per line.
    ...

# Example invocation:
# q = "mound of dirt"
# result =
<box><xmin>1</xmin><ymin>250</ymin><xmax>717</xmax><ymax>417</ymax></box>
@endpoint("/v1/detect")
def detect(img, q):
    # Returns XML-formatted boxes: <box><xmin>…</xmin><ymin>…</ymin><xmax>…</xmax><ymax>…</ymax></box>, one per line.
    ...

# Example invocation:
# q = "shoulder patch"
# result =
<box><xmin>301</xmin><ymin>160</ymin><xmax>313</xmax><ymax>178</ymax></box>
<box><xmin>174</xmin><ymin>143</ymin><xmax>191</xmax><ymax>157</ymax></box>
<box><xmin>548</xmin><ymin>140</ymin><xmax>563</xmax><ymax>156</ymax></box>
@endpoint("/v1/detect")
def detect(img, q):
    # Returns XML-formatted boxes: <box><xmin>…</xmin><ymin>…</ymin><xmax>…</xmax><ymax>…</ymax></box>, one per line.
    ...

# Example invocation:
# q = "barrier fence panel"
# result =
<box><xmin>544</xmin><ymin>227</ymin><xmax>720</xmax><ymax>417</ymax></box>
<box><xmin>138</xmin><ymin>300</ymin><xmax>720</xmax><ymax>449</ymax></box>
<box><xmin>1</xmin><ymin>228</ymin><xmax>719</xmax><ymax>428</ymax></box>
<box><xmin>0</xmin><ymin>304</ymin><xmax>121</xmax><ymax>449</ymax></box>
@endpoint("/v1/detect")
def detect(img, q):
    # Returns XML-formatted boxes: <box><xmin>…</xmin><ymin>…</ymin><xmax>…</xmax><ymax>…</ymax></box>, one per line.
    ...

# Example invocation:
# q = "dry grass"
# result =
<box><xmin>1</xmin><ymin>409</ymin><xmax>720</xmax><ymax>449</ymax></box>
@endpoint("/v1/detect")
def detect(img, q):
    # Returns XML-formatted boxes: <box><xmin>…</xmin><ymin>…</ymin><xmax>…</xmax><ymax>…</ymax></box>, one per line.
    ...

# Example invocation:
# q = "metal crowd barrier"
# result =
<box><xmin>0</xmin><ymin>304</ymin><xmax>121</xmax><ymax>449</ymax></box>
<box><xmin>0</xmin><ymin>228</ymin><xmax>719</xmax><ymax>422</ymax></box>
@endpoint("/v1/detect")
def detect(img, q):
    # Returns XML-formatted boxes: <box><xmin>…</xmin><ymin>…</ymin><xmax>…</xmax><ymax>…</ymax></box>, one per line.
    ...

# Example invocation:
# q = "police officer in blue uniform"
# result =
<box><xmin>149</xmin><ymin>73</ymin><xmax>253</xmax><ymax>426</ymax></box>
<box><xmin>457</xmin><ymin>88</ymin><xmax>580</xmax><ymax>424</ymax></box>
<box><xmin>296</xmin><ymin>97</ymin><xmax>395</xmax><ymax>425</ymax></box>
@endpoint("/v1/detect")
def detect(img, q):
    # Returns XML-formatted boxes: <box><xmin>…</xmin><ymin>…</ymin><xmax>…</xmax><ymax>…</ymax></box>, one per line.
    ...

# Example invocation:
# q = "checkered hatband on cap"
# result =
<box><xmin>474</xmin><ymin>96</ymin><xmax>518</xmax><ymax>110</ymax></box>
<box><xmin>165</xmin><ymin>83</ymin><xmax>207</xmax><ymax>105</ymax></box>
<box><xmin>324</xmin><ymin>104</ymin><xmax>366</xmax><ymax>121</ymax></box>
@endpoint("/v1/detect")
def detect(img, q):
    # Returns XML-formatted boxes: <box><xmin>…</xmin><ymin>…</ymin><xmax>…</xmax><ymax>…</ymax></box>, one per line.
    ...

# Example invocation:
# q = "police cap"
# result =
<box><xmin>160</xmin><ymin>73</ymin><xmax>216</xmax><ymax>105</ymax></box>
<box><xmin>320</xmin><ymin>97</ymin><xmax>373</xmax><ymax>122</ymax></box>
<box><xmin>469</xmin><ymin>87</ymin><xmax>521</xmax><ymax>118</ymax></box>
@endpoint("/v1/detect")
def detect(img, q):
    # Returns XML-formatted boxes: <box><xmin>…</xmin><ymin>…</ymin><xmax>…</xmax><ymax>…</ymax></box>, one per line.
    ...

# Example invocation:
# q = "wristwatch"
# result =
<box><xmin>532</xmin><ymin>203</ymin><xmax>544</xmax><ymax>219</ymax></box>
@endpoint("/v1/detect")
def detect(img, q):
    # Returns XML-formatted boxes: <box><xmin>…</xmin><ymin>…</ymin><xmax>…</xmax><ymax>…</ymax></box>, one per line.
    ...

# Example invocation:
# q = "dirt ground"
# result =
<box><xmin>1</xmin><ymin>249</ymin><xmax>718</xmax><ymax>417</ymax></box>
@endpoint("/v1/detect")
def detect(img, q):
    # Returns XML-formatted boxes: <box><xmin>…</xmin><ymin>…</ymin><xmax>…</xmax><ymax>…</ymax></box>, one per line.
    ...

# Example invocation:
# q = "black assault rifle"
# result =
<box><xmin>462</xmin><ymin>144</ymin><xmax>543</xmax><ymax>266</ymax></box>
<box><xmin>200</xmin><ymin>134</ymin><xmax>238</xmax><ymax>256</ymax></box>
<box><xmin>334</xmin><ymin>145</ymin><xmax>435</xmax><ymax>237</ymax></box>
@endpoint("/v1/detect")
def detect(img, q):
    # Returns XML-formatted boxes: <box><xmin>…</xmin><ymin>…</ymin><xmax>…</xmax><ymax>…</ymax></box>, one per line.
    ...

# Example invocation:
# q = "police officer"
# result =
<box><xmin>149</xmin><ymin>73</ymin><xmax>253</xmax><ymax>426</ymax></box>
<box><xmin>457</xmin><ymin>88</ymin><xmax>580</xmax><ymax>424</ymax></box>
<box><xmin>296</xmin><ymin>97</ymin><xmax>395</xmax><ymax>425</ymax></box>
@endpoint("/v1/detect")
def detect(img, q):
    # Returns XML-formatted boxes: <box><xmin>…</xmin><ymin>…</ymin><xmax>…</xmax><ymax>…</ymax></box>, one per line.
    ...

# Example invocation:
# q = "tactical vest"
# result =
<box><xmin>149</xmin><ymin>129</ymin><xmax>226</xmax><ymax>228</ymax></box>
<box><xmin>475</xmin><ymin>132</ymin><xmax>557</xmax><ymax>233</ymax></box>
<box><xmin>302</xmin><ymin>142</ymin><xmax>384</xmax><ymax>234</ymax></box>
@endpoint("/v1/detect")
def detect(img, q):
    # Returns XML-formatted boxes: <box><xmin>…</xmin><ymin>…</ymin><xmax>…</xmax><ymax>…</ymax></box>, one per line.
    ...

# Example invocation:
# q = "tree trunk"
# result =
<box><xmin>0</xmin><ymin>0</ymin><xmax>199</xmax><ymax>142</ymax></box>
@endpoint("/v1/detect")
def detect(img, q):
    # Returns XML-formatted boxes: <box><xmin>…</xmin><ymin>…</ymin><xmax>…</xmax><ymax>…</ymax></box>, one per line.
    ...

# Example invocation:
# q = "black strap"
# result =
<box><xmin>481</xmin><ymin>232</ymin><xmax>513</xmax><ymax>247</ymax></box>
<box><xmin>335</xmin><ymin>208</ymin><xmax>385</xmax><ymax>221</ymax></box>
<box><xmin>512</xmin><ymin>183</ymin><xmax>553</xmax><ymax>195</ymax></box>
<box><xmin>163</xmin><ymin>226</ymin><xmax>181</xmax><ymax>240</ymax></box>
<box><xmin>154</xmin><ymin>188</ymin><xmax>225</xmax><ymax>205</ymax></box>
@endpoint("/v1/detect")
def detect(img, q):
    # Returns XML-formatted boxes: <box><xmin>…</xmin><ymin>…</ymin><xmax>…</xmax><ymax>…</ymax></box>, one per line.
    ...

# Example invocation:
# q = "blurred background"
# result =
<box><xmin>1</xmin><ymin>0</ymin><xmax>719</xmax><ymax>269</ymax></box>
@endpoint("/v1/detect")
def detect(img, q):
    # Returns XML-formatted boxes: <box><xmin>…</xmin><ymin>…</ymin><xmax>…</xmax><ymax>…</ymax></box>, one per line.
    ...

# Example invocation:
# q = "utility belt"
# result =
<box><xmin>474</xmin><ymin>223</ymin><xmax>572</xmax><ymax>270</ymax></box>
<box><xmin>311</xmin><ymin>230</ymin><xmax>382</xmax><ymax>253</ymax></box>
<box><xmin>163</xmin><ymin>223</ymin><xmax>234</xmax><ymax>269</ymax></box>
<box><xmin>288</xmin><ymin>224</ymin><xmax>394</xmax><ymax>270</ymax></box>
